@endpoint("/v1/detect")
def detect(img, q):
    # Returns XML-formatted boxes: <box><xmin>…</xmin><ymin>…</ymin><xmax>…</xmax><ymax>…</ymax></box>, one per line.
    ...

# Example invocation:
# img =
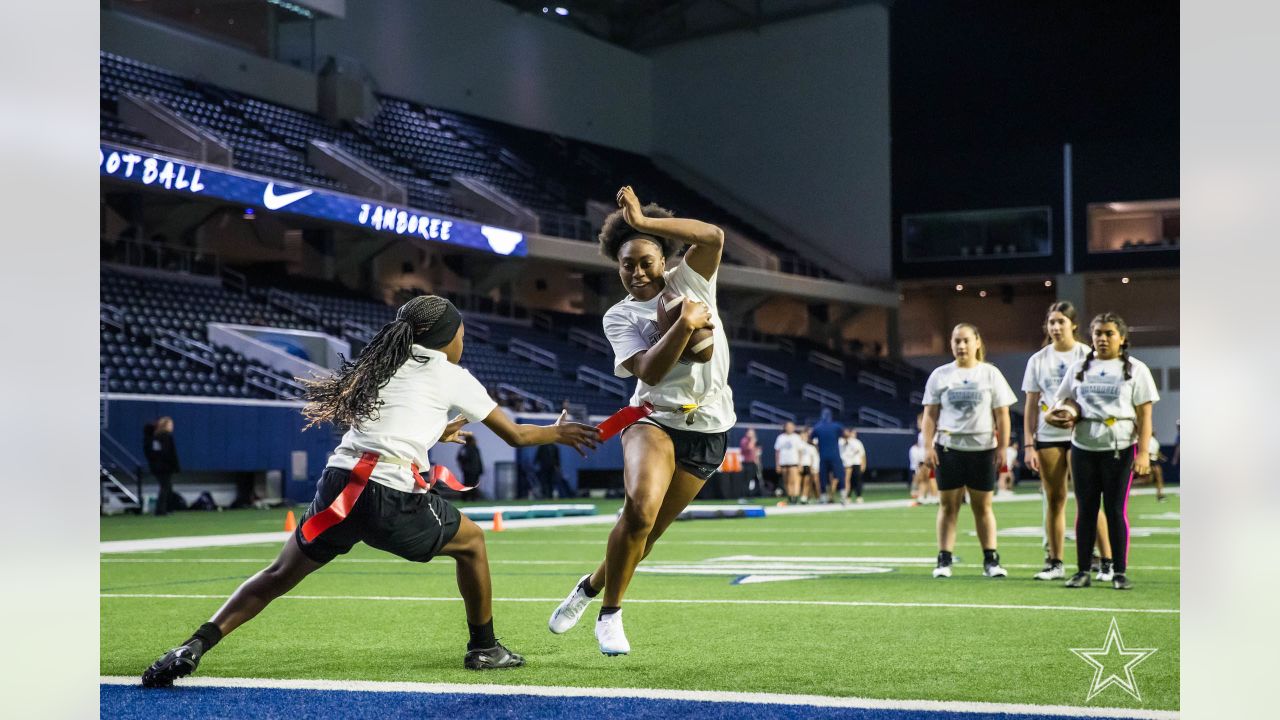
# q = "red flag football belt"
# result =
<box><xmin>596</xmin><ymin>402</ymin><xmax>655</xmax><ymax>441</ymax></box>
<box><xmin>301</xmin><ymin>451</ymin><xmax>470</xmax><ymax>543</ymax></box>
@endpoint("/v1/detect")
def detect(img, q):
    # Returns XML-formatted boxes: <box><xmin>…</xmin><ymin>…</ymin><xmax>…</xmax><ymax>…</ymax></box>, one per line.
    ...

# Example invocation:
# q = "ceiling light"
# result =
<box><xmin>979</xmin><ymin>290</ymin><xmax>987</xmax><ymax>298</ymax></box>
<box><xmin>955</xmin><ymin>284</ymin><xmax>964</xmax><ymax>292</ymax></box>
<box><xmin>1121</xmin><ymin>277</ymin><xmax>1130</xmax><ymax>284</ymax></box>
<box><xmin>1044</xmin><ymin>279</ymin><xmax>1053</xmax><ymax>287</ymax></box>
<box><xmin>555</xmin><ymin>6</ymin><xmax>569</xmax><ymax>15</ymax></box>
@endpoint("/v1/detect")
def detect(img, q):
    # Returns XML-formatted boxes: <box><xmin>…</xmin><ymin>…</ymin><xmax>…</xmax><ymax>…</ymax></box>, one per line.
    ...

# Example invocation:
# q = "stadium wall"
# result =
<box><xmin>650</xmin><ymin>4</ymin><xmax>892</xmax><ymax>283</ymax></box>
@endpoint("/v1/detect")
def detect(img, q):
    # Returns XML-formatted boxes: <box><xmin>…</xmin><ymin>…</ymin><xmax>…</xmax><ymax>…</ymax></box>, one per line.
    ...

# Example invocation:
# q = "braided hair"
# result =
<box><xmin>1076</xmin><ymin>312</ymin><xmax>1132</xmax><ymax>381</ymax></box>
<box><xmin>302</xmin><ymin>295</ymin><xmax>452</xmax><ymax>429</ymax></box>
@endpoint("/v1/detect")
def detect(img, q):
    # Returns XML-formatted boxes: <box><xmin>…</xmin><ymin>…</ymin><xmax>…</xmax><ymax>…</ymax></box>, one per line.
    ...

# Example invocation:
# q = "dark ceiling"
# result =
<box><xmin>492</xmin><ymin>0</ymin><xmax>882</xmax><ymax>51</ymax></box>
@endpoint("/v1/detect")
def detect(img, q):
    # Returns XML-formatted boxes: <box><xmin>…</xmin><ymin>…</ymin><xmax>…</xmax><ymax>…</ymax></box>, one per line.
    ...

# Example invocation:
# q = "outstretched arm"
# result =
<box><xmin>617</xmin><ymin>185</ymin><xmax>724</xmax><ymax>281</ymax></box>
<box><xmin>481</xmin><ymin>408</ymin><xmax>600</xmax><ymax>457</ymax></box>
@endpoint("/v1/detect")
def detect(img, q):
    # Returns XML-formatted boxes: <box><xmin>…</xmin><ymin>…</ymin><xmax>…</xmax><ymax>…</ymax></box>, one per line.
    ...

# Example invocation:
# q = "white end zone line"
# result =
<box><xmin>98</xmin><ymin>675</ymin><xmax>1177</xmax><ymax>719</ymax></box>
<box><xmin>100</xmin><ymin>592</ymin><xmax>1177</xmax><ymax>614</ymax></box>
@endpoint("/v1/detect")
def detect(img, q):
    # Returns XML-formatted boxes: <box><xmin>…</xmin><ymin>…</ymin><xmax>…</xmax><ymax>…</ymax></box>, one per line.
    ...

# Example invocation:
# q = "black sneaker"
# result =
<box><xmin>1064</xmin><ymin>571</ymin><xmax>1092</xmax><ymax>588</ymax></box>
<box><xmin>1112</xmin><ymin>573</ymin><xmax>1133</xmax><ymax>590</ymax></box>
<box><xmin>464</xmin><ymin>642</ymin><xmax>525</xmax><ymax>670</ymax></box>
<box><xmin>141</xmin><ymin>642</ymin><xmax>203</xmax><ymax>688</ymax></box>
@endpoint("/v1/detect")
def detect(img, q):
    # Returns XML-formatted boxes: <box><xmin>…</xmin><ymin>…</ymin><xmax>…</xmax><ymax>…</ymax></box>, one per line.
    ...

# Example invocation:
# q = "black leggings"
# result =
<box><xmin>1071</xmin><ymin>445</ymin><xmax>1135</xmax><ymax>573</ymax></box>
<box><xmin>848</xmin><ymin>467</ymin><xmax>864</xmax><ymax>498</ymax></box>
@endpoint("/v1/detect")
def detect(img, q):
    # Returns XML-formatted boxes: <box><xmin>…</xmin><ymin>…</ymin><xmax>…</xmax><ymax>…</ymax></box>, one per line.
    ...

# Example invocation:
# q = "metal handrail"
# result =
<box><xmin>508</xmin><ymin>338</ymin><xmax>558</xmax><ymax>370</ymax></box>
<box><xmin>857</xmin><ymin>370</ymin><xmax>898</xmax><ymax>397</ymax></box>
<box><xmin>909</xmin><ymin>390</ymin><xmax>924</xmax><ymax>405</ymax></box>
<box><xmin>576</xmin><ymin>365</ymin><xmax>627</xmax><ymax>399</ymax></box>
<box><xmin>808</xmin><ymin>351</ymin><xmax>845</xmax><ymax>374</ymax></box>
<box><xmin>749</xmin><ymin>401</ymin><xmax>796</xmax><ymax>424</ymax></box>
<box><xmin>568</xmin><ymin>327</ymin><xmax>612</xmax><ymax>355</ymax></box>
<box><xmin>101</xmin><ymin>429</ymin><xmax>145</xmax><ymax>469</ymax></box>
<box><xmin>267</xmin><ymin>288</ymin><xmax>322</xmax><ymax>323</ymax></box>
<box><xmin>858</xmin><ymin>406</ymin><xmax>902</xmax><ymax>429</ymax></box>
<box><xmin>746</xmin><ymin>361</ymin><xmax>789</xmax><ymax>391</ymax></box>
<box><xmin>497</xmin><ymin>383</ymin><xmax>553</xmax><ymax>411</ymax></box>
<box><xmin>802</xmin><ymin>384</ymin><xmax>844</xmax><ymax>413</ymax></box>
<box><xmin>154</xmin><ymin>329</ymin><xmax>217</xmax><ymax>370</ymax></box>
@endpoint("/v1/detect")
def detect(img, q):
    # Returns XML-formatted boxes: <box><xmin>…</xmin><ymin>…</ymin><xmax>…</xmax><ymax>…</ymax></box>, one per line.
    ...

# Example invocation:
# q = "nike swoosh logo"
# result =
<box><xmin>262</xmin><ymin>182</ymin><xmax>314</xmax><ymax>210</ymax></box>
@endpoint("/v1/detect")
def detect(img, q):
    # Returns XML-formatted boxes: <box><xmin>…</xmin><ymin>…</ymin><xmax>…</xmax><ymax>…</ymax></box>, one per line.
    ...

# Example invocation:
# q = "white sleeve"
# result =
<box><xmin>990</xmin><ymin>365</ymin><xmax>1018</xmax><ymax>408</ymax></box>
<box><xmin>669</xmin><ymin>257</ymin><xmax>716</xmax><ymax>303</ymax></box>
<box><xmin>1021</xmin><ymin>354</ymin><xmax>1039</xmax><ymax>393</ymax></box>
<box><xmin>603</xmin><ymin>309</ymin><xmax>649</xmax><ymax>379</ymax></box>
<box><xmin>450</xmin><ymin>368</ymin><xmax>499</xmax><ymax>422</ymax></box>
<box><xmin>774</xmin><ymin>436</ymin><xmax>784</xmax><ymax>451</ymax></box>
<box><xmin>922</xmin><ymin>368</ymin><xmax>943</xmax><ymax>405</ymax></box>
<box><xmin>1131</xmin><ymin>362</ymin><xmax>1161</xmax><ymax>406</ymax></box>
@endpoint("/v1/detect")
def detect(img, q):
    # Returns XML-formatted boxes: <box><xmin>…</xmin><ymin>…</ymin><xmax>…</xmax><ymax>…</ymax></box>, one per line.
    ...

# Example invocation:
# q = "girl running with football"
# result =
<box><xmin>547</xmin><ymin>186</ymin><xmax>734</xmax><ymax>655</ymax></box>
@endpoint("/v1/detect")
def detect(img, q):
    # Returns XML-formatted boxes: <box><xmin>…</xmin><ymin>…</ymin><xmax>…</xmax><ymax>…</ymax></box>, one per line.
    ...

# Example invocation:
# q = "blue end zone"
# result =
<box><xmin>100</xmin><ymin>685</ymin><xmax>1125</xmax><ymax>720</ymax></box>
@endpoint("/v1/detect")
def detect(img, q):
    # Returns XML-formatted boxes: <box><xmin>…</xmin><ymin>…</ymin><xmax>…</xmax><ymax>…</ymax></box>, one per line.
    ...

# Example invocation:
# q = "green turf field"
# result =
<box><xmin>101</xmin><ymin>486</ymin><xmax>1179</xmax><ymax>712</ymax></box>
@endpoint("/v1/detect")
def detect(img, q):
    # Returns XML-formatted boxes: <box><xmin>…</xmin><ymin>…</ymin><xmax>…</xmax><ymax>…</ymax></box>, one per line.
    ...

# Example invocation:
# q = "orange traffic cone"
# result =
<box><xmin>284</xmin><ymin>510</ymin><xmax>297</xmax><ymax>532</ymax></box>
<box><xmin>491</xmin><ymin>510</ymin><xmax>505</xmax><ymax>532</ymax></box>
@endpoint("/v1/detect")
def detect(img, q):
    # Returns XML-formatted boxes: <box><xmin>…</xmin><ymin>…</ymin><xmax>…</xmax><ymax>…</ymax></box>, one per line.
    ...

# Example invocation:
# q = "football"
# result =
<box><xmin>655</xmin><ymin>287</ymin><xmax>715</xmax><ymax>363</ymax></box>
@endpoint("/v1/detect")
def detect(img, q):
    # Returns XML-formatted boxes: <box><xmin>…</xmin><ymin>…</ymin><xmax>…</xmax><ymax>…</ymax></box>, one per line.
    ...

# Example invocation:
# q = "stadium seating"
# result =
<box><xmin>99</xmin><ymin>52</ymin><xmax>841</xmax><ymax>277</ymax></box>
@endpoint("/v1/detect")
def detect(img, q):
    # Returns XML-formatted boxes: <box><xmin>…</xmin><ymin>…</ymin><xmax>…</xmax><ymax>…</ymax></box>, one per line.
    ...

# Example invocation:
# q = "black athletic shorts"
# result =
<box><xmin>294</xmin><ymin>466</ymin><xmax>462</xmax><ymax>564</ymax></box>
<box><xmin>1035</xmin><ymin>440</ymin><xmax>1072</xmax><ymax>451</ymax></box>
<box><xmin>934</xmin><ymin>445</ymin><xmax>997</xmax><ymax>492</ymax></box>
<box><xmin>627</xmin><ymin>419</ymin><xmax>728</xmax><ymax>482</ymax></box>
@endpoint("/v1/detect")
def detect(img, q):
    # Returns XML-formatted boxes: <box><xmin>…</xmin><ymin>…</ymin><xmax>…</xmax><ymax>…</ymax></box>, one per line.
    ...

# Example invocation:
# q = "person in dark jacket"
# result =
<box><xmin>457</xmin><ymin>435</ymin><xmax>484</xmax><ymax>491</ymax></box>
<box><xmin>145</xmin><ymin>416</ymin><xmax>180</xmax><ymax>516</ymax></box>
<box><xmin>535</xmin><ymin>440</ymin><xmax>574</xmax><ymax>499</ymax></box>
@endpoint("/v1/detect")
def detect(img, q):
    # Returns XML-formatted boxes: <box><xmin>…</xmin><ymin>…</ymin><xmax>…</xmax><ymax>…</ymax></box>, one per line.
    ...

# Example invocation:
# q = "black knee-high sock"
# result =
<box><xmin>1071</xmin><ymin>448</ymin><xmax>1105</xmax><ymax>574</ymax></box>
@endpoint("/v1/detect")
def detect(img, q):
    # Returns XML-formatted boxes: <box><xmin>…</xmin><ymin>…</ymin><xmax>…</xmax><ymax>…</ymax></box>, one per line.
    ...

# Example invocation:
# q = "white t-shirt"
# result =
<box><xmin>1003</xmin><ymin>446</ymin><xmax>1018</xmax><ymax>469</ymax></box>
<box><xmin>922</xmin><ymin>361</ymin><xmax>1018</xmax><ymax>451</ymax></box>
<box><xmin>1054</xmin><ymin>356</ymin><xmax>1160</xmax><ymax>452</ymax></box>
<box><xmin>908</xmin><ymin>444</ymin><xmax>925</xmax><ymax>471</ymax></box>
<box><xmin>839</xmin><ymin>437</ymin><xmax>865</xmax><ymax>467</ymax></box>
<box><xmin>327</xmin><ymin>346</ymin><xmax>497</xmax><ymax>493</ymax></box>
<box><xmin>602</xmin><ymin>259</ymin><xmax>736</xmax><ymax>433</ymax></box>
<box><xmin>1022</xmin><ymin>343</ymin><xmax>1091</xmax><ymax>443</ymax></box>
<box><xmin>803</xmin><ymin>441</ymin><xmax>821</xmax><ymax>468</ymax></box>
<box><xmin>775</xmin><ymin>432</ymin><xmax>803</xmax><ymax>466</ymax></box>
<box><xmin>1148</xmin><ymin>436</ymin><xmax>1161</xmax><ymax>460</ymax></box>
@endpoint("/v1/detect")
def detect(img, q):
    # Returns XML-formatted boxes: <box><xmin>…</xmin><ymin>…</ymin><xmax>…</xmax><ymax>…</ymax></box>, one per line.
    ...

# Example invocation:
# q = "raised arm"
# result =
<box><xmin>617</xmin><ymin>185</ymin><xmax>724</xmax><ymax>281</ymax></box>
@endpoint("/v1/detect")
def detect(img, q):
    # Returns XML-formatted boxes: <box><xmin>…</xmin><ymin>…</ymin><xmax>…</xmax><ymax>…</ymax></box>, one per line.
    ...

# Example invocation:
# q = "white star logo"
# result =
<box><xmin>1070</xmin><ymin>617</ymin><xmax>1158</xmax><ymax>702</ymax></box>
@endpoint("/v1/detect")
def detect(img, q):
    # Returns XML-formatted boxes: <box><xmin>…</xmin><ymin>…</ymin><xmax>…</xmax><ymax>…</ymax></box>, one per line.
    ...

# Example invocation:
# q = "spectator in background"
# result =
<box><xmin>840</xmin><ymin>428</ymin><xmax>868</xmax><ymax>504</ymax></box>
<box><xmin>457</xmin><ymin>435</ymin><xmax>484</xmax><ymax>493</ymax></box>
<box><xmin>800</xmin><ymin>427</ymin><xmax>821</xmax><ymax>504</ymax></box>
<box><xmin>739</xmin><ymin>428</ymin><xmax>764</xmax><ymax>497</ymax></box>
<box><xmin>774</xmin><ymin>421</ymin><xmax>803</xmax><ymax>502</ymax></box>
<box><xmin>535</xmin><ymin>441</ymin><xmax>573</xmax><ymax>499</ymax></box>
<box><xmin>144</xmin><ymin>416</ymin><xmax>181</xmax><ymax>516</ymax></box>
<box><xmin>811</xmin><ymin>409</ymin><xmax>845</xmax><ymax>504</ymax></box>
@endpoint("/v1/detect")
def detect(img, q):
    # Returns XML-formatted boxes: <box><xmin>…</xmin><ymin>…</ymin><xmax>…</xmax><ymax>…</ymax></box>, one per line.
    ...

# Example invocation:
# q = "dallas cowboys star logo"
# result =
<box><xmin>1070</xmin><ymin>617</ymin><xmax>1158</xmax><ymax>701</ymax></box>
<box><xmin>1100</xmin><ymin>370</ymin><xmax>1108</xmax><ymax>377</ymax></box>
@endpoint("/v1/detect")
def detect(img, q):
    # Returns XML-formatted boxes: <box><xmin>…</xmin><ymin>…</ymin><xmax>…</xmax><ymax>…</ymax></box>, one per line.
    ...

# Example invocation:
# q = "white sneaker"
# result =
<box><xmin>595</xmin><ymin>609</ymin><xmax>630</xmax><ymax>656</ymax></box>
<box><xmin>548</xmin><ymin>574</ymin><xmax>594</xmax><ymax>635</ymax></box>
<box><xmin>1096</xmin><ymin>559</ymin><xmax>1115</xmax><ymax>583</ymax></box>
<box><xmin>932</xmin><ymin>563</ymin><xmax>952</xmax><ymax>578</ymax></box>
<box><xmin>1034</xmin><ymin>562</ymin><xmax>1065</xmax><ymax>581</ymax></box>
<box><xmin>983</xmin><ymin>562</ymin><xmax>1008</xmax><ymax>578</ymax></box>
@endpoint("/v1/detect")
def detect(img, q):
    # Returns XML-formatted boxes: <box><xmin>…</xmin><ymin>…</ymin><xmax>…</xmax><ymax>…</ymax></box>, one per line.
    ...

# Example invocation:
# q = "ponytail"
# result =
<box><xmin>301</xmin><ymin>295</ymin><xmax>453</xmax><ymax>429</ymax></box>
<box><xmin>1076</xmin><ymin>348</ymin><xmax>1096</xmax><ymax>381</ymax></box>
<box><xmin>1120</xmin><ymin>341</ymin><xmax>1133</xmax><ymax>380</ymax></box>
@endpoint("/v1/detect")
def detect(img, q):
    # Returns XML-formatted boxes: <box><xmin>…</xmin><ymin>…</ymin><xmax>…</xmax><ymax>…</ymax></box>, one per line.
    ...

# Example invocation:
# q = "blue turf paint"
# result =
<box><xmin>100</xmin><ymin>685</ymin><xmax>1154</xmax><ymax>720</ymax></box>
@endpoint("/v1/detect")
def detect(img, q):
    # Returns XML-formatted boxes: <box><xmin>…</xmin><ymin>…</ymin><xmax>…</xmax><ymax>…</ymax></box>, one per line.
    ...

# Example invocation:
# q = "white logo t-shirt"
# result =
<box><xmin>602</xmin><ymin>259</ymin><xmax>736</xmax><ymax>433</ymax></box>
<box><xmin>839</xmin><ymin>437</ymin><xmax>865</xmax><ymax>467</ymax></box>
<box><xmin>1022</xmin><ymin>343</ymin><xmax>1091</xmax><ymax>443</ymax></box>
<box><xmin>774</xmin><ymin>432</ymin><xmax>803</xmax><ymax>466</ymax></box>
<box><xmin>922</xmin><ymin>361</ymin><xmax>1018</xmax><ymax>451</ymax></box>
<box><xmin>1054</xmin><ymin>356</ymin><xmax>1159</xmax><ymax>452</ymax></box>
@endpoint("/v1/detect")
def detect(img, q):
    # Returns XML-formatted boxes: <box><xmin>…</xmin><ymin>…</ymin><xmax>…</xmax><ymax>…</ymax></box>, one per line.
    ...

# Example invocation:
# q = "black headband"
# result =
<box><xmin>407</xmin><ymin>300</ymin><xmax>462</xmax><ymax>350</ymax></box>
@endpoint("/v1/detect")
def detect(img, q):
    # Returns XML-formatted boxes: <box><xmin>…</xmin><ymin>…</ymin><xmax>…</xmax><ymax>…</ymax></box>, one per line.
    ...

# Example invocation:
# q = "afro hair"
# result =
<box><xmin>598</xmin><ymin>202</ymin><xmax>679</xmax><ymax>261</ymax></box>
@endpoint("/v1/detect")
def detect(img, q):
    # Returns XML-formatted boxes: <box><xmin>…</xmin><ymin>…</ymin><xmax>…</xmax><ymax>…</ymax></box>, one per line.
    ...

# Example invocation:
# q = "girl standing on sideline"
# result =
<box><xmin>141</xmin><ymin>296</ymin><xmax>600</xmax><ymax>687</ymax></box>
<box><xmin>839</xmin><ymin>428</ymin><xmax>867</xmax><ymax>504</ymax></box>
<box><xmin>1047</xmin><ymin>312</ymin><xmax>1158</xmax><ymax>590</ymax></box>
<box><xmin>1020</xmin><ymin>302</ymin><xmax>1113</xmax><ymax>581</ymax></box>
<box><xmin>547</xmin><ymin>186</ymin><xmax>734</xmax><ymax>656</ymax></box>
<box><xmin>922</xmin><ymin>323</ymin><xmax>1017</xmax><ymax>579</ymax></box>
<box><xmin>774</xmin><ymin>421</ymin><xmax>804</xmax><ymax>502</ymax></box>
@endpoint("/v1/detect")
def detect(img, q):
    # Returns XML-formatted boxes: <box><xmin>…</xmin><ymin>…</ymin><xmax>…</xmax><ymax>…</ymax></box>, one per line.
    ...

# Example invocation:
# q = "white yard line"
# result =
<box><xmin>97</xmin><ymin>675</ymin><xmax>1176</xmax><ymax>719</ymax></box>
<box><xmin>100</xmin><ymin>592</ymin><xmax>1178</xmax><ymax>614</ymax></box>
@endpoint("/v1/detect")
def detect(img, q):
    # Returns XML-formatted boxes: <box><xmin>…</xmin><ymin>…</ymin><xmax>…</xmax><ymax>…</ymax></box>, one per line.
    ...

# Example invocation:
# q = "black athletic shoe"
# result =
<box><xmin>1064</xmin><ymin>571</ymin><xmax>1092</xmax><ymax>588</ymax></box>
<box><xmin>1112</xmin><ymin>574</ymin><xmax>1133</xmax><ymax>590</ymax></box>
<box><xmin>464</xmin><ymin>642</ymin><xmax>525</xmax><ymax>670</ymax></box>
<box><xmin>141</xmin><ymin>643</ymin><xmax>203</xmax><ymax>688</ymax></box>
